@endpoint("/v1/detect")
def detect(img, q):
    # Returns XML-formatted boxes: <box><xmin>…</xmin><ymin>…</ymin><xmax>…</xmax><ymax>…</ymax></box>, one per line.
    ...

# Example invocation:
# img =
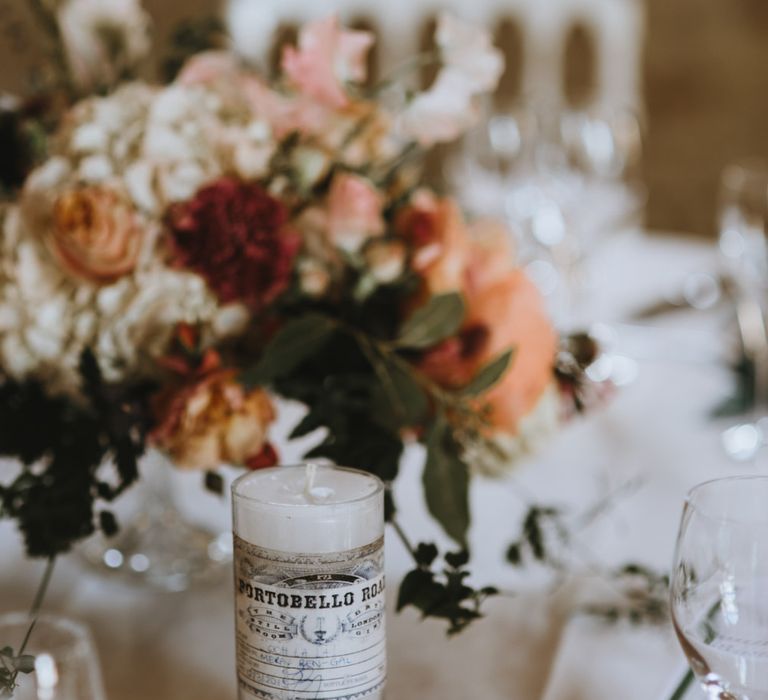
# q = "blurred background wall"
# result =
<box><xmin>0</xmin><ymin>0</ymin><xmax>766</xmax><ymax>238</ymax></box>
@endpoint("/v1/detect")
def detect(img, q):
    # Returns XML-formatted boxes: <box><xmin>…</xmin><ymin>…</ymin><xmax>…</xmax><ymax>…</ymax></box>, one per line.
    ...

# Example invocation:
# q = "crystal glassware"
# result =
<box><xmin>0</xmin><ymin>613</ymin><xmax>106</xmax><ymax>700</ymax></box>
<box><xmin>717</xmin><ymin>159</ymin><xmax>768</xmax><ymax>463</ymax></box>
<box><xmin>670</xmin><ymin>476</ymin><xmax>768</xmax><ymax>699</ymax></box>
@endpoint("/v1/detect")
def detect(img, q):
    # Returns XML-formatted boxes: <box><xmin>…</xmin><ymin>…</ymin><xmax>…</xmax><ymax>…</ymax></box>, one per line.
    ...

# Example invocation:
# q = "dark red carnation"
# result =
<box><xmin>166</xmin><ymin>178</ymin><xmax>300</xmax><ymax>309</ymax></box>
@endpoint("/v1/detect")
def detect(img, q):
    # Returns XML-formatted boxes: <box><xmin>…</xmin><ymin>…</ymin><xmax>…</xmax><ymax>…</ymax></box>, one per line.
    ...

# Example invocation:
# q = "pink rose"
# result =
<box><xmin>326</xmin><ymin>173</ymin><xmax>384</xmax><ymax>253</ymax></box>
<box><xmin>282</xmin><ymin>16</ymin><xmax>373</xmax><ymax>108</ymax></box>
<box><xmin>50</xmin><ymin>186</ymin><xmax>145</xmax><ymax>283</ymax></box>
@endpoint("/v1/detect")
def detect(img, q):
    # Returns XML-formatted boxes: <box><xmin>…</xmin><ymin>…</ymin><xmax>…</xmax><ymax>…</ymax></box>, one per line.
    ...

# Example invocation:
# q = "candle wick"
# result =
<box><xmin>305</xmin><ymin>463</ymin><xmax>318</xmax><ymax>501</ymax></box>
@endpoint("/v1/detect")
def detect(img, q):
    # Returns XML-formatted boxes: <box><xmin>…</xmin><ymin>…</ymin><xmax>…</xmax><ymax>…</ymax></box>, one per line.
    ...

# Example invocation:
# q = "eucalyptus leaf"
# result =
<box><xmin>458</xmin><ymin>349</ymin><xmax>515</xmax><ymax>397</ymax></box>
<box><xmin>422</xmin><ymin>419</ymin><xmax>470</xmax><ymax>547</ymax></box>
<box><xmin>241</xmin><ymin>315</ymin><xmax>335</xmax><ymax>387</ymax></box>
<box><xmin>396</xmin><ymin>293</ymin><xmax>465</xmax><ymax>349</ymax></box>
<box><xmin>369</xmin><ymin>355</ymin><xmax>428</xmax><ymax>430</ymax></box>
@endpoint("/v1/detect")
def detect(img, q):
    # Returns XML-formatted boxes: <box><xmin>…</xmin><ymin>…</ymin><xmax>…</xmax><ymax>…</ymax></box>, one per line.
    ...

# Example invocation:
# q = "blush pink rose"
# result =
<box><xmin>282</xmin><ymin>16</ymin><xmax>373</xmax><ymax>109</ymax></box>
<box><xmin>51</xmin><ymin>186</ymin><xmax>145</xmax><ymax>284</ymax></box>
<box><xmin>326</xmin><ymin>173</ymin><xmax>384</xmax><ymax>253</ymax></box>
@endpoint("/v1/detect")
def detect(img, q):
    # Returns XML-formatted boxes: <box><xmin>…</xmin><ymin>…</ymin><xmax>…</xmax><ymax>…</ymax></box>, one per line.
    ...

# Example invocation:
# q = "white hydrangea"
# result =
<box><xmin>0</xmin><ymin>206</ymin><xmax>226</xmax><ymax>395</ymax></box>
<box><xmin>0</xmin><ymin>64</ymin><xmax>278</xmax><ymax>397</ymax></box>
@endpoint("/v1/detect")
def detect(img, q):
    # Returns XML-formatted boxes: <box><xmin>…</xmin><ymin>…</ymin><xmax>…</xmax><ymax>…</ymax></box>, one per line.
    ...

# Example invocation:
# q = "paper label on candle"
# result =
<box><xmin>234</xmin><ymin>535</ymin><xmax>386</xmax><ymax>700</ymax></box>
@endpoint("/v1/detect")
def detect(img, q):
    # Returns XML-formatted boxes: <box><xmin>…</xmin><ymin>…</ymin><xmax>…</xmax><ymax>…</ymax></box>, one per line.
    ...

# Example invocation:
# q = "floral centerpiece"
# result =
<box><xmin>0</xmin><ymin>2</ymin><xmax>599</xmax><ymax>691</ymax></box>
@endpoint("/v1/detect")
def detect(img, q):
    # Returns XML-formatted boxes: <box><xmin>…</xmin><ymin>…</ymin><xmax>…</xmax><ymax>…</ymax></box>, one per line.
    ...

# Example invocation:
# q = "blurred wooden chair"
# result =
<box><xmin>226</xmin><ymin>0</ymin><xmax>644</xmax><ymax>110</ymax></box>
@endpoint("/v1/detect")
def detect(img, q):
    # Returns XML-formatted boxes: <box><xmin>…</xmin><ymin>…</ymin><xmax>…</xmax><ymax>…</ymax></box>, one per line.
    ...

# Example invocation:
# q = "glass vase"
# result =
<box><xmin>79</xmin><ymin>449</ymin><xmax>236</xmax><ymax>592</ymax></box>
<box><xmin>0</xmin><ymin>613</ymin><xmax>105</xmax><ymax>700</ymax></box>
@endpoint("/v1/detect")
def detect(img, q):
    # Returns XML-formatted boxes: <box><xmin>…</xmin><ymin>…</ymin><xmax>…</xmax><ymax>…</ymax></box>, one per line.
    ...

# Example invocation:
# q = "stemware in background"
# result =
<box><xmin>716</xmin><ymin>159</ymin><xmax>768</xmax><ymax>462</ymax></box>
<box><xmin>670</xmin><ymin>476</ymin><xmax>768</xmax><ymax>699</ymax></box>
<box><xmin>451</xmin><ymin>99</ymin><xmax>644</xmax><ymax>328</ymax></box>
<box><xmin>0</xmin><ymin>613</ymin><xmax>106</xmax><ymax>700</ymax></box>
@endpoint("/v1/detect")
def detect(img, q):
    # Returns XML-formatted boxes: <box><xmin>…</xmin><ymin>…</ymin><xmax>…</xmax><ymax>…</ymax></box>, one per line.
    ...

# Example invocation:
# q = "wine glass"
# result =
<box><xmin>670</xmin><ymin>476</ymin><xmax>768</xmax><ymax>699</ymax></box>
<box><xmin>717</xmin><ymin>159</ymin><xmax>768</xmax><ymax>462</ymax></box>
<box><xmin>0</xmin><ymin>613</ymin><xmax>106</xmax><ymax>700</ymax></box>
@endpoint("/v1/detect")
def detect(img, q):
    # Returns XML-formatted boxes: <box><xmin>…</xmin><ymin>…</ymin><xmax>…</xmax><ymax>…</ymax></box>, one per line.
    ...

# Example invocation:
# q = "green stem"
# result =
<box><xmin>668</xmin><ymin>670</ymin><xmax>694</xmax><ymax>700</ymax></box>
<box><xmin>390</xmin><ymin>517</ymin><xmax>418</xmax><ymax>562</ymax></box>
<box><xmin>370</xmin><ymin>50</ymin><xmax>441</xmax><ymax>94</ymax></box>
<box><xmin>7</xmin><ymin>556</ymin><xmax>56</xmax><ymax>689</ymax></box>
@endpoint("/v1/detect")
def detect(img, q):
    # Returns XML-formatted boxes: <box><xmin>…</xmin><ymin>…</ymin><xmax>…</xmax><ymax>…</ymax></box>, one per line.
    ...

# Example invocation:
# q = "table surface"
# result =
<box><xmin>1</xmin><ymin>230</ymin><xmax>746</xmax><ymax>700</ymax></box>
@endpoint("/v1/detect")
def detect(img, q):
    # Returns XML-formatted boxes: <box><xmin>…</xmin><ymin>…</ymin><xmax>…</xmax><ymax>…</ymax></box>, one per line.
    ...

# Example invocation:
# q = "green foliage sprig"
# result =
<box><xmin>241</xmin><ymin>288</ymin><xmax>515</xmax><ymax>633</ymax></box>
<box><xmin>0</xmin><ymin>349</ymin><xmax>151</xmax><ymax>557</ymax></box>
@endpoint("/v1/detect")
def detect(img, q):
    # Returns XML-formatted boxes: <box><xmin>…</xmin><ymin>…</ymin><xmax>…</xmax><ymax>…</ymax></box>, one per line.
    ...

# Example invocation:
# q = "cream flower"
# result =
<box><xmin>57</xmin><ymin>0</ymin><xmax>151</xmax><ymax>91</ymax></box>
<box><xmin>0</xmin><ymin>204</ymin><xmax>225</xmax><ymax>394</ymax></box>
<box><xmin>398</xmin><ymin>14</ymin><xmax>504</xmax><ymax>147</ymax></box>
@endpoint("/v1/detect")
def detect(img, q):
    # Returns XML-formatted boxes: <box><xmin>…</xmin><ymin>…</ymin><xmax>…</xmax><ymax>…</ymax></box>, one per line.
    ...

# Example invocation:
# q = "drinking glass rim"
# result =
<box><xmin>685</xmin><ymin>474</ymin><xmax>768</xmax><ymax>521</ymax></box>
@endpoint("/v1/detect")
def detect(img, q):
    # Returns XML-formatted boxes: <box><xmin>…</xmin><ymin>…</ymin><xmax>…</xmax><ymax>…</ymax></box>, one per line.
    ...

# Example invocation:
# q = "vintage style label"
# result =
<box><xmin>234</xmin><ymin>535</ymin><xmax>386</xmax><ymax>700</ymax></box>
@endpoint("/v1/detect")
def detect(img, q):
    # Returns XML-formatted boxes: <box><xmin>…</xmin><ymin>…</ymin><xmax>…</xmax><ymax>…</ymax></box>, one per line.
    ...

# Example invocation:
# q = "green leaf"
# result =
<box><xmin>422</xmin><ymin>419</ymin><xmax>470</xmax><ymax>547</ymax></box>
<box><xmin>396</xmin><ymin>568</ymin><xmax>437</xmax><ymax>612</ymax></box>
<box><xmin>204</xmin><ymin>471</ymin><xmax>224</xmax><ymax>496</ymax></box>
<box><xmin>15</xmin><ymin>655</ymin><xmax>34</xmax><ymax>674</ymax></box>
<box><xmin>384</xmin><ymin>490</ymin><xmax>396</xmax><ymax>522</ymax></box>
<box><xmin>241</xmin><ymin>315</ymin><xmax>335</xmax><ymax>388</ymax></box>
<box><xmin>458</xmin><ymin>349</ymin><xmax>515</xmax><ymax>397</ymax></box>
<box><xmin>99</xmin><ymin>511</ymin><xmax>119</xmax><ymax>538</ymax></box>
<box><xmin>414</xmin><ymin>542</ymin><xmax>439</xmax><ymax>567</ymax></box>
<box><xmin>396</xmin><ymin>293</ymin><xmax>465</xmax><ymax>349</ymax></box>
<box><xmin>368</xmin><ymin>355</ymin><xmax>429</xmax><ymax>430</ymax></box>
<box><xmin>444</xmin><ymin>549</ymin><xmax>470</xmax><ymax>569</ymax></box>
<box><xmin>0</xmin><ymin>648</ymin><xmax>11</xmax><ymax>659</ymax></box>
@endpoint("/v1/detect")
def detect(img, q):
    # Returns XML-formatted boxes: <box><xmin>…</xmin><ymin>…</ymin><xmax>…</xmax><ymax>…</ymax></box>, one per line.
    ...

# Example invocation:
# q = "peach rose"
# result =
<box><xmin>416</xmin><ymin>215</ymin><xmax>557</xmax><ymax>434</ymax></box>
<box><xmin>50</xmin><ymin>186</ymin><xmax>144</xmax><ymax>284</ymax></box>
<box><xmin>151</xmin><ymin>369</ymin><xmax>277</xmax><ymax>470</ymax></box>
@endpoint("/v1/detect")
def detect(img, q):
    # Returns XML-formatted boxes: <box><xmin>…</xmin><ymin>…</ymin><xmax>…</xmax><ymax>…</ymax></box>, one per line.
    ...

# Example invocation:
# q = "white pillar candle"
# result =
<box><xmin>232</xmin><ymin>463</ymin><xmax>386</xmax><ymax>700</ymax></box>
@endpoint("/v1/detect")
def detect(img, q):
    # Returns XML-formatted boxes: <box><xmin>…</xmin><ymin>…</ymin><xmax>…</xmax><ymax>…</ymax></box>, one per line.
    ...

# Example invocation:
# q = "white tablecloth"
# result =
<box><xmin>1</xmin><ymin>230</ymin><xmax>749</xmax><ymax>699</ymax></box>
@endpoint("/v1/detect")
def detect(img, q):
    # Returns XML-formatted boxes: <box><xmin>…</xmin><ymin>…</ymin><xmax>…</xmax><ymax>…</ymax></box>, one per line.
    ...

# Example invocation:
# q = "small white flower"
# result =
<box><xmin>292</xmin><ymin>147</ymin><xmax>331</xmax><ymax>191</ymax></box>
<box><xmin>212</xmin><ymin>303</ymin><xmax>250</xmax><ymax>339</ymax></box>
<box><xmin>246</xmin><ymin>120</ymin><xmax>271</xmax><ymax>142</ymax></box>
<box><xmin>96</xmin><ymin>282</ymin><xmax>129</xmax><ymax>315</ymax></box>
<box><xmin>150</xmin><ymin>86</ymin><xmax>196</xmax><ymax>125</ymax></box>
<box><xmin>157</xmin><ymin>162</ymin><xmax>210</xmax><ymax>205</ymax></box>
<box><xmin>79</xmin><ymin>154</ymin><xmax>114</xmax><ymax>182</ymax></box>
<box><xmin>365</xmin><ymin>240</ymin><xmax>406</xmax><ymax>284</ymax></box>
<box><xmin>397</xmin><ymin>14</ymin><xmax>503</xmax><ymax>147</ymax></box>
<box><xmin>298</xmin><ymin>259</ymin><xmax>331</xmax><ymax>298</ymax></box>
<box><xmin>143</xmin><ymin>126</ymin><xmax>192</xmax><ymax>162</ymax></box>
<box><xmin>124</xmin><ymin>160</ymin><xmax>159</xmax><ymax>214</ymax></box>
<box><xmin>71</xmin><ymin>123</ymin><xmax>109</xmax><ymax>154</ymax></box>
<box><xmin>233</xmin><ymin>142</ymin><xmax>274</xmax><ymax>180</ymax></box>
